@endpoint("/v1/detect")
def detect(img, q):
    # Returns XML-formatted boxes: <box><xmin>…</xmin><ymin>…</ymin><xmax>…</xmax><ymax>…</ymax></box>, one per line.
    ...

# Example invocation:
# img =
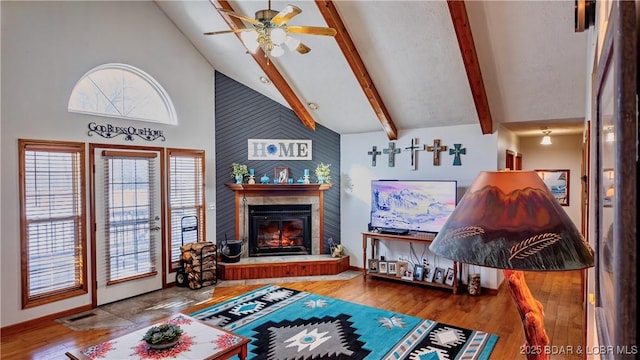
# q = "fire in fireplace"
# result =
<box><xmin>248</xmin><ymin>204</ymin><xmax>312</xmax><ymax>256</ymax></box>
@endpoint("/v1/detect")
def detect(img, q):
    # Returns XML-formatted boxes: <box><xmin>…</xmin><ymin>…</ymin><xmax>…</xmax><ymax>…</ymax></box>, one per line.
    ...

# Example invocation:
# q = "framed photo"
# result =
<box><xmin>433</xmin><ymin>267</ymin><xmax>445</xmax><ymax>284</ymax></box>
<box><xmin>413</xmin><ymin>265</ymin><xmax>425</xmax><ymax>281</ymax></box>
<box><xmin>593</xmin><ymin>3</ymin><xmax>637</xmax><ymax>352</ymax></box>
<box><xmin>387</xmin><ymin>261</ymin><xmax>397</xmax><ymax>275</ymax></box>
<box><xmin>535</xmin><ymin>169</ymin><xmax>570</xmax><ymax>206</ymax></box>
<box><xmin>396</xmin><ymin>261</ymin><xmax>409</xmax><ymax>278</ymax></box>
<box><xmin>401</xmin><ymin>268</ymin><xmax>414</xmax><ymax>281</ymax></box>
<box><xmin>444</xmin><ymin>268</ymin><xmax>455</xmax><ymax>286</ymax></box>
<box><xmin>424</xmin><ymin>266</ymin><xmax>434</xmax><ymax>282</ymax></box>
<box><xmin>368</xmin><ymin>259</ymin><xmax>379</xmax><ymax>273</ymax></box>
<box><xmin>378</xmin><ymin>261</ymin><xmax>388</xmax><ymax>274</ymax></box>
<box><xmin>274</xmin><ymin>167</ymin><xmax>289</xmax><ymax>184</ymax></box>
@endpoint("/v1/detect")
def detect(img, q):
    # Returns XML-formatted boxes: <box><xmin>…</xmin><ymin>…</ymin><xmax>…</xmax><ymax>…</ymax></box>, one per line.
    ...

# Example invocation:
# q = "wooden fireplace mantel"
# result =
<box><xmin>225</xmin><ymin>183</ymin><xmax>332</xmax><ymax>195</ymax></box>
<box><xmin>226</xmin><ymin>183</ymin><xmax>332</xmax><ymax>253</ymax></box>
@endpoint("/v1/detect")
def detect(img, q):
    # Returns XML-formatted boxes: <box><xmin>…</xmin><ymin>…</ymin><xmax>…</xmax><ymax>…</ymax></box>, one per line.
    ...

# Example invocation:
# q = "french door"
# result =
<box><xmin>93</xmin><ymin>147</ymin><xmax>163</xmax><ymax>305</ymax></box>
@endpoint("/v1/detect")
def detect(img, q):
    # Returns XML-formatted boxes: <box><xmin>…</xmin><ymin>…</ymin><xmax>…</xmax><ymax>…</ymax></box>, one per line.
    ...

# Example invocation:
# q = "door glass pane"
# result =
<box><xmin>105</xmin><ymin>157</ymin><xmax>155</xmax><ymax>281</ymax></box>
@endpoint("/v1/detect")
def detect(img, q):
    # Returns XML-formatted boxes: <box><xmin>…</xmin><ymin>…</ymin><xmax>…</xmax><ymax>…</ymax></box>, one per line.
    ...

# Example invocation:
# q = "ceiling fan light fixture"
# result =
<box><xmin>270</xmin><ymin>45</ymin><xmax>285</xmax><ymax>57</ymax></box>
<box><xmin>240</xmin><ymin>31</ymin><xmax>260</xmax><ymax>53</ymax></box>
<box><xmin>270</xmin><ymin>27</ymin><xmax>286</xmax><ymax>45</ymax></box>
<box><xmin>208</xmin><ymin>1</ymin><xmax>336</xmax><ymax>58</ymax></box>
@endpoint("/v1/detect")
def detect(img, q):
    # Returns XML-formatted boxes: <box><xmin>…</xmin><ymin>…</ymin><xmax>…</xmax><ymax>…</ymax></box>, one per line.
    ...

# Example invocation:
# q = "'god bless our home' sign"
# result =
<box><xmin>248</xmin><ymin>139</ymin><xmax>312</xmax><ymax>160</ymax></box>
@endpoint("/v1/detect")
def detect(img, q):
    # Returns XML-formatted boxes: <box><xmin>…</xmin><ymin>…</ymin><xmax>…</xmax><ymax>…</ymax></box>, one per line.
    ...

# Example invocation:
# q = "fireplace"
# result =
<box><xmin>248</xmin><ymin>204</ymin><xmax>312</xmax><ymax>256</ymax></box>
<box><xmin>225</xmin><ymin>183</ymin><xmax>332</xmax><ymax>258</ymax></box>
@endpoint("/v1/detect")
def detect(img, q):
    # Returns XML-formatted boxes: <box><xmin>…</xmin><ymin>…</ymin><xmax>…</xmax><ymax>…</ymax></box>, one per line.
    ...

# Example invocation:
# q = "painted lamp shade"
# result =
<box><xmin>429</xmin><ymin>170</ymin><xmax>594</xmax><ymax>360</ymax></box>
<box><xmin>429</xmin><ymin>170</ymin><xmax>594</xmax><ymax>271</ymax></box>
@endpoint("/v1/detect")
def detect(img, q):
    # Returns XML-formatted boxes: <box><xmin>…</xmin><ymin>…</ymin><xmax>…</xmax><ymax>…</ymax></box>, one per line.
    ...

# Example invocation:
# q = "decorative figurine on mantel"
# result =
<box><xmin>231</xmin><ymin>163</ymin><xmax>248</xmax><ymax>184</ymax></box>
<box><xmin>315</xmin><ymin>163</ymin><xmax>331</xmax><ymax>184</ymax></box>
<box><xmin>303</xmin><ymin>169</ymin><xmax>310</xmax><ymax>184</ymax></box>
<box><xmin>247</xmin><ymin>168</ymin><xmax>256</xmax><ymax>184</ymax></box>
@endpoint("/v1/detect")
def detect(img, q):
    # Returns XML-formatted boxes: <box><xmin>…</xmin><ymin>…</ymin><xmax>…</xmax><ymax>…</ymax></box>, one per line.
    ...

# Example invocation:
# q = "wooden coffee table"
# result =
<box><xmin>65</xmin><ymin>313</ymin><xmax>249</xmax><ymax>360</ymax></box>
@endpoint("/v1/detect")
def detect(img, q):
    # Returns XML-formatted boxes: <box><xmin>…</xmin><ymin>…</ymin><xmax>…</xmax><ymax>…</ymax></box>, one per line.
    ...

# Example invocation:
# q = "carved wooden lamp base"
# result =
<box><xmin>504</xmin><ymin>269</ymin><xmax>550</xmax><ymax>360</ymax></box>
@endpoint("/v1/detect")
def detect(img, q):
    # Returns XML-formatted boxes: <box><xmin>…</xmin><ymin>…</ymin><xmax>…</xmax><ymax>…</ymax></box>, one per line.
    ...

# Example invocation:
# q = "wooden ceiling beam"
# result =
<box><xmin>447</xmin><ymin>1</ymin><xmax>493</xmax><ymax>134</ymax></box>
<box><xmin>211</xmin><ymin>0</ymin><xmax>316</xmax><ymax>131</ymax></box>
<box><xmin>315</xmin><ymin>0</ymin><xmax>398</xmax><ymax>140</ymax></box>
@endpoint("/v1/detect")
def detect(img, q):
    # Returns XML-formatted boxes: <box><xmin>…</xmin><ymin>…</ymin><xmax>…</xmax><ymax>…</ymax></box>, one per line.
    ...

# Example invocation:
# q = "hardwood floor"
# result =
<box><xmin>1</xmin><ymin>270</ymin><xmax>585</xmax><ymax>359</ymax></box>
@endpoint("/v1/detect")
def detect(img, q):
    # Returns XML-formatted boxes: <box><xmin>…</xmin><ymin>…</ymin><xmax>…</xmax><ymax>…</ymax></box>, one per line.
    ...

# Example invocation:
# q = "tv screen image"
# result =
<box><xmin>370</xmin><ymin>180</ymin><xmax>457</xmax><ymax>233</ymax></box>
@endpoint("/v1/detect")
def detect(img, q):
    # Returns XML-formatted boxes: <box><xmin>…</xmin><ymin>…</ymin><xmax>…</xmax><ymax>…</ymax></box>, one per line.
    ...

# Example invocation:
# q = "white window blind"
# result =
<box><xmin>168</xmin><ymin>149</ymin><xmax>205</xmax><ymax>268</ymax></box>
<box><xmin>20</xmin><ymin>140</ymin><xmax>86</xmax><ymax>307</ymax></box>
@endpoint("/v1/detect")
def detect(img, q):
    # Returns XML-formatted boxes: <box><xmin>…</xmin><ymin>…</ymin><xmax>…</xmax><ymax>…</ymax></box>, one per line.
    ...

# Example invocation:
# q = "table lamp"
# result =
<box><xmin>429</xmin><ymin>170</ymin><xmax>594</xmax><ymax>360</ymax></box>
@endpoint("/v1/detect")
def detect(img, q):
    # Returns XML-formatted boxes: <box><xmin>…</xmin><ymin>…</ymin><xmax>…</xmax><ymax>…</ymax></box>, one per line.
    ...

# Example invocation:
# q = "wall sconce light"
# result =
<box><xmin>540</xmin><ymin>130</ymin><xmax>552</xmax><ymax>145</ymax></box>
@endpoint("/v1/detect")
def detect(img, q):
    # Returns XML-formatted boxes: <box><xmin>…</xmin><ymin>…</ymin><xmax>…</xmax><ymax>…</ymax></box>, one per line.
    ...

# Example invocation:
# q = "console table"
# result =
<box><xmin>362</xmin><ymin>231</ymin><xmax>461</xmax><ymax>294</ymax></box>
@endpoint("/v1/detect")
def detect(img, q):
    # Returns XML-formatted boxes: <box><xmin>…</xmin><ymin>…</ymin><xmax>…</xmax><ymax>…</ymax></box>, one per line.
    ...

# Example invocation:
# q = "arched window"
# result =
<box><xmin>68</xmin><ymin>63</ymin><xmax>177</xmax><ymax>125</ymax></box>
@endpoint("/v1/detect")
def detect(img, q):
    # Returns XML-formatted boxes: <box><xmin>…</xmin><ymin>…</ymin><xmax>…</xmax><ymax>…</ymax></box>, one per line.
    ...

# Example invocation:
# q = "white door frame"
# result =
<box><xmin>89</xmin><ymin>144</ymin><xmax>166</xmax><ymax>307</ymax></box>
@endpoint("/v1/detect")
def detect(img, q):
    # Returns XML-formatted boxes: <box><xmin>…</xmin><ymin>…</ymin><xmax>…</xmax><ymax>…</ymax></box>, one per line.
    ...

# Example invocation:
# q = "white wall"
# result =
<box><xmin>496</xmin><ymin>124</ymin><xmax>520</xmax><ymax>169</ymax></box>
<box><xmin>1</xmin><ymin>1</ymin><xmax>215</xmax><ymax>327</ymax></box>
<box><xmin>341</xmin><ymin>124</ymin><xmax>505</xmax><ymax>289</ymax></box>
<box><xmin>520</xmin><ymin>134</ymin><xmax>584</xmax><ymax>228</ymax></box>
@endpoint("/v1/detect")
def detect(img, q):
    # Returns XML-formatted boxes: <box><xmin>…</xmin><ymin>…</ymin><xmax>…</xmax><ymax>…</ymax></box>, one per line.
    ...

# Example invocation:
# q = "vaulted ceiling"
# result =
<box><xmin>157</xmin><ymin>0</ymin><xmax>587</xmax><ymax>139</ymax></box>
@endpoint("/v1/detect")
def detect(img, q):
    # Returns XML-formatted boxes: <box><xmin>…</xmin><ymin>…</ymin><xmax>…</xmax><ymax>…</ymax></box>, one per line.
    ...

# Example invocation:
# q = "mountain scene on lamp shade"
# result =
<box><xmin>370</xmin><ymin>180</ymin><xmax>457</xmax><ymax>233</ymax></box>
<box><xmin>430</xmin><ymin>185</ymin><xmax>594</xmax><ymax>270</ymax></box>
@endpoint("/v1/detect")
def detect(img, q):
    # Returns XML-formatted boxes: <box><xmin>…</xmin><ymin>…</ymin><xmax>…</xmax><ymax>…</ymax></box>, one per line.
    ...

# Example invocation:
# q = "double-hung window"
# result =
<box><xmin>19</xmin><ymin>140</ymin><xmax>87</xmax><ymax>308</ymax></box>
<box><xmin>167</xmin><ymin>149</ymin><xmax>205</xmax><ymax>270</ymax></box>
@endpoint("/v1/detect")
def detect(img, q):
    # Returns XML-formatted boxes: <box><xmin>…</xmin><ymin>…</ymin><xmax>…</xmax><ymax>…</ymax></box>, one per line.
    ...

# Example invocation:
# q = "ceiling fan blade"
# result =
<box><xmin>286</xmin><ymin>26</ymin><xmax>337</xmax><ymax>37</ymax></box>
<box><xmin>203</xmin><ymin>29</ymin><xmax>250</xmax><ymax>36</ymax></box>
<box><xmin>217</xmin><ymin>8</ymin><xmax>262</xmax><ymax>26</ymax></box>
<box><xmin>271</xmin><ymin>5</ymin><xmax>302</xmax><ymax>26</ymax></box>
<box><xmin>296</xmin><ymin>43</ymin><xmax>311</xmax><ymax>54</ymax></box>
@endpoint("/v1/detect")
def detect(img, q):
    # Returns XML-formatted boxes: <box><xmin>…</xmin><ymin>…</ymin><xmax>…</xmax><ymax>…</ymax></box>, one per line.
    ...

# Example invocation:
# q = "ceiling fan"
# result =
<box><xmin>204</xmin><ymin>1</ymin><xmax>337</xmax><ymax>58</ymax></box>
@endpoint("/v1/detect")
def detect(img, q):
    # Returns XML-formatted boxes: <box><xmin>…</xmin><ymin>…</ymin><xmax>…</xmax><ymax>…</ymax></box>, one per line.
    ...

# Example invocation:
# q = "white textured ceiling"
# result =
<box><xmin>156</xmin><ymin>0</ymin><xmax>587</xmax><ymax>137</ymax></box>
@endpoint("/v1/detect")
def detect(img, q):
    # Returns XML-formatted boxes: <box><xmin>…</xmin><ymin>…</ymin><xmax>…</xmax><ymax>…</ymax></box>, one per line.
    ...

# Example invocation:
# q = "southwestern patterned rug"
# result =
<box><xmin>190</xmin><ymin>284</ymin><xmax>498</xmax><ymax>360</ymax></box>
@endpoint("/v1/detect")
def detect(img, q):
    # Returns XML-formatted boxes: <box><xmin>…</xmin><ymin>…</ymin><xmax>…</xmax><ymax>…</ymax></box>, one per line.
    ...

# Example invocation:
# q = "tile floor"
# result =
<box><xmin>56</xmin><ymin>270</ymin><xmax>361</xmax><ymax>331</ymax></box>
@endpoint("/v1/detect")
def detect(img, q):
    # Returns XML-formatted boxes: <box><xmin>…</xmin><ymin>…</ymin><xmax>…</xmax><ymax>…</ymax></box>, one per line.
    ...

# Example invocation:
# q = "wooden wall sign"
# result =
<box><xmin>247</xmin><ymin>139</ymin><xmax>312</xmax><ymax>160</ymax></box>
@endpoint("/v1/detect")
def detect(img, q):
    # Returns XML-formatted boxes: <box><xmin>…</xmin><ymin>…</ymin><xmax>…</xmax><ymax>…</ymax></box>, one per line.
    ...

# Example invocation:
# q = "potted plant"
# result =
<box><xmin>142</xmin><ymin>323</ymin><xmax>183</xmax><ymax>350</ymax></box>
<box><xmin>231</xmin><ymin>163</ymin><xmax>248</xmax><ymax>184</ymax></box>
<box><xmin>315</xmin><ymin>163</ymin><xmax>331</xmax><ymax>184</ymax></box>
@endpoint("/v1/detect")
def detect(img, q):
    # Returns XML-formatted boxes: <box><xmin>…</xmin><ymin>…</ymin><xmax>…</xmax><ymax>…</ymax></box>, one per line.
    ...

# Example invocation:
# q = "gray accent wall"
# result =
<box><xmin>215</xmin><ymin>72</ymin><xmax>340</xmax><ymax>253</ymax></box>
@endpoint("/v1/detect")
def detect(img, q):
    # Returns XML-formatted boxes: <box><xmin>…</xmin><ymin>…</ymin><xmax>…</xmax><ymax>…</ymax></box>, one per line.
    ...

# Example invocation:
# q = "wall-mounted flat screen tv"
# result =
<box><xmin>370</xmin><ymin>180</ymin><xmax>457</xmax><ymax>234</ymax></box>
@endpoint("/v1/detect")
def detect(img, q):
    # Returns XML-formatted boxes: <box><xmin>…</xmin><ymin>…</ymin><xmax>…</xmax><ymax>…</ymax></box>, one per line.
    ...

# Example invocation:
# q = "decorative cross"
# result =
<box><xmin>425</xmin><ymin>139</ymin><xmax>448</xmax><ymax>166</ymax></box>
<box><xmin>404</xmin><ymin>138</ymin><xmax>422</xmax><ymax>170</ymax></box>
<box><xmin>367</xmin><ymin>146</ymin><xmax>382</xmax><ymax>167</ymax></box>
<box><xmin>382</xmin><ymin>142</ymin><xmax>401</xmax><ymax>167</ymax></box>
<box><xmin>449</xmin><ymin>143</ymin><xmax>467</xmax><ymax>166</ymax></box>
